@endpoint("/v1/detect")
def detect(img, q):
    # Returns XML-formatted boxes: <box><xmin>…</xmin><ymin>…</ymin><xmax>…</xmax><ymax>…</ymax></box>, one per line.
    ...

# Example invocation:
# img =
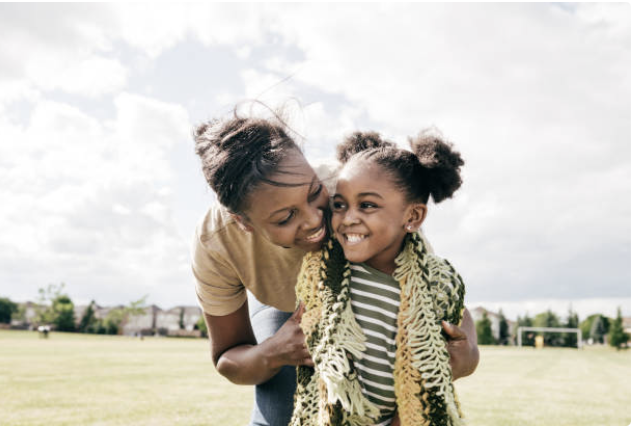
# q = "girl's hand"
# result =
<box><xmin>389</xmin><ymin>411</ymin><xmax>401</xmax><ymax>426</ymax></box>
<box><xmin>442</xmin><ymin>308</ymin><xmax>479</xmax><ymax>380</ymax></box>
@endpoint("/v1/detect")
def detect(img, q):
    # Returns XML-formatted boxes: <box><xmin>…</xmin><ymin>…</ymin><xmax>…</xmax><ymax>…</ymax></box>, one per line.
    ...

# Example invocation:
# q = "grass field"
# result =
<box><xmin>1</xmin><ymin>330</ymin><xmax>630</xmax><ymax>426</ymax></box>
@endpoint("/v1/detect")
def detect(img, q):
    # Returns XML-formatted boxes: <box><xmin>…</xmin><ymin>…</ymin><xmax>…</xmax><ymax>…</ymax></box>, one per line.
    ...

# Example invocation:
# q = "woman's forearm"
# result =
<box><xmin>208</xmin><ymin>302</ymin><xmax>312</xmax><ymax>385</ymax></box>
<box><xmin>215</xmin><ymin>340</ymin><xmax>282</xmax><ymax>385</ymax></box>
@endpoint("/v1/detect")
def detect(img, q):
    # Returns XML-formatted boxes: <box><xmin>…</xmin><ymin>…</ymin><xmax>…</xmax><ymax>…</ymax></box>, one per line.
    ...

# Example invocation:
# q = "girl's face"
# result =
<box><xmin>332</xmin><ymin>159</ymin><xmax>421</xmax><ymax>275</ymax></box>
<box><xmin>238</xmin><ymin>149</ymin><xmax>330</xmax><ymax>252</ymax></box>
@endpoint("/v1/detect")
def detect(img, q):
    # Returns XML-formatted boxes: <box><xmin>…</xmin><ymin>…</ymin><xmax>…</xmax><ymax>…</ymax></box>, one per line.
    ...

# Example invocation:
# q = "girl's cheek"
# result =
<box><xmin>330</xmin><ymin>214</ymin><xmax>341</xmax><ymax>231</ymax></box>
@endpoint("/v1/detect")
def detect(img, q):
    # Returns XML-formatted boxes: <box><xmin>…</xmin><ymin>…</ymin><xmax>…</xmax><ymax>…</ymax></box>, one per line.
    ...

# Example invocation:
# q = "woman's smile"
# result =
<box><xmin>304</xmin><ymin>224</ymin><xmax>327</xmax><ymax>243</ymax></box>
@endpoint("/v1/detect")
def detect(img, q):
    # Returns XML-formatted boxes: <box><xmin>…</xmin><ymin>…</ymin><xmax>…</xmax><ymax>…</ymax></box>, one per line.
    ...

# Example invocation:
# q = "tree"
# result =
<box><xmin>497</xmin><ymin>309</ymin><xmax>509</xmax><ymax>345</ymax></box>
<box><xmin>179</xmin><ymin>307</ymin><xmax>185</xmax><ymax>330</ymax></box>
<box><xmin>196</xmin><ymin>315</ymin><xmax>208</xmax><ymax>338</ymax></box>
<box><xmin>104</xmin><ymin>296</ymin><xmax>148</xmax><ymax>335</ymax></box>
<box><xmin>515</xmin><ymin>314</ymin><xmax>535</xmax><ymax>347</ymax></box>
<box><xmin>534</xmin><ymin>310</ymin><xmax>562</xmax><ymax>347</ymax></box>
<box><xmin>0</xmin><ymin>297</ymin><xmax>18</xmax><ymax>324</ymax></box>
<box><xmin>52</xmin><ymin>295</ymin><xmax>76</xmax><ymax>332</ymax></box>
<box><xmin>609</xmin><ymin>307</ymin><xmax>629</xmax><ymax>350</ymax></box>
<box><xmin>580</xmin><ymin>314</ymin><xmax>600</xmax><ymax>340</ymax></box>
<box><xmin>563</xmin><ymin>307</ymin><xmax>580</xmax><ymax>348</ymax></box>
<box><xmin>78</xmin><ymin>301</ymin><xmax>98</xmax><ymax>333</ymax></box>
<box><xmin>476</xmin><ymin>311</ymin><xmax>495</xmax><ymax>345</ymax></box>
<box><xmin>35</xmin><ymin>283</ymin><xmax>65</xmax><ymax>325</ymax></box>
<box><xmin>589</xmin><ymin>314</ymin><xmax>610</xmax><ymax>344</ymax></box>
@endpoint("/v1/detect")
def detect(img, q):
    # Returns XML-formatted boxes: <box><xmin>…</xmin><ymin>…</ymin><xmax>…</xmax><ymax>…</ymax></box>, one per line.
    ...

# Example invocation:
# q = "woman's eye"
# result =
<box><xmin>360</xmin><ymin>202</ymin><xmax>377</xmax><ymax>210</ymax></box>
<box><xmin>277</xmin><ymin>210</ymin><xmax>295</xmax><ymax>225</ymax></box>
<box><xmin>308</xmin><ymin>184</ymin><xmax>323</xmax><ymax>201</ymax></box>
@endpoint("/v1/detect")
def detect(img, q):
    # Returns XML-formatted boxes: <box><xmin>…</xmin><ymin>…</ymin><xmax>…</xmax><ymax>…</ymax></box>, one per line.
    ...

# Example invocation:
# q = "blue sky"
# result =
<box><xmin>0</xmin><ymin>3</ymin><xmax>629</xmax><ymax>320</ymax></box>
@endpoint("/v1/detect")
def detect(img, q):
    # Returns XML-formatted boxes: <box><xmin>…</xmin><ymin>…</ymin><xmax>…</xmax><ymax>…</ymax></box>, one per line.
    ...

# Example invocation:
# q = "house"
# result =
<box><xmin>10</xmin><ymin>301</ymin><xmax>41</xmax><ymax>329</ymax></box>
<box><xmin>623</xmin><ymin>317</ymin><xmax>631</xmax><ymax>335</ymax></box>
<box><xmin>121</xmin><ymin>305</ymin><xmax>202</xmax><ymax>337</ymax></box>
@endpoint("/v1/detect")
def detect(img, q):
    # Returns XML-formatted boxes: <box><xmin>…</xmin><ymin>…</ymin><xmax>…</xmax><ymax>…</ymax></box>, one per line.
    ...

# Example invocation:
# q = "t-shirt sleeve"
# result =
<box><xmin>191</xmin><ymin>228</ymin><xmax>247</xmax><ymax>317</ymax></box>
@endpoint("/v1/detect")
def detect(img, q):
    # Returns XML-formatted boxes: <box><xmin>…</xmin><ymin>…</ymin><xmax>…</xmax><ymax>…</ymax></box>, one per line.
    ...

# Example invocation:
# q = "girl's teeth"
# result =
<box><xmin>346</xmin><ymin>234</ymin><xmax>366</xmax><ymax>244</ymax></box>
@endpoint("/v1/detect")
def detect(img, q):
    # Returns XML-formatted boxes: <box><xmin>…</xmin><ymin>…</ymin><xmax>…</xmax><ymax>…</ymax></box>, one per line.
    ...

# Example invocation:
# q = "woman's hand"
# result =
<box><xmin>206</xmin><ymin>300</ymin><xmax>312</xmax><ymax>385</ymax></box>
<box><xmin>262</xmin><ymin>303</ymin><xmax>314</xmax><ymax>369</ymax></box>
<box><xmin>442</xmin><ymin>308</ymin><xmax>479</xmax><ymax>380</ymax></box>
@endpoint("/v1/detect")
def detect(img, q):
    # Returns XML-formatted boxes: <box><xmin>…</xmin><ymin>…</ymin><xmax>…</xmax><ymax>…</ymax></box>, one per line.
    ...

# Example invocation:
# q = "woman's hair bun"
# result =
<box><xmin>336</xmin><ymin>131</ymin><xmax>395</xmax><ymax>163</ymax></box>
<box><xmin>409</xmin><ymin>129</ymin><xmax>464</xmax><ymax>203</ymax></box>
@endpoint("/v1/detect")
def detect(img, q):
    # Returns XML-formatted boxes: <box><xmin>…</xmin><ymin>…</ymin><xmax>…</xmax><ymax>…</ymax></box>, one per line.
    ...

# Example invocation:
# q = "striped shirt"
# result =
<box><xmin>349</xmin><ymin>262</ymin><xmax>400</xmax><ymax>426</ymax></box>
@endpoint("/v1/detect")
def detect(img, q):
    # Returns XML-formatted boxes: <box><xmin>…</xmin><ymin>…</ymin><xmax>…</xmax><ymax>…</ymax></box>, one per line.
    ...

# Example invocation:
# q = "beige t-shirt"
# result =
<box><xmin>191</xmin><ymin>204</ymin><xmax>306</xmax><ymax>316</ymax></box>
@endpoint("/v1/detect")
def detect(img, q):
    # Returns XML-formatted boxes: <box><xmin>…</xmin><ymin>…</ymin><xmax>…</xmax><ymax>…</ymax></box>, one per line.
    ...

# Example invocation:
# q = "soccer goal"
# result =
<box><xmin>517</xmin><ymin>326</ymin><xmax>583</xmax><ymax>349</ymax></box>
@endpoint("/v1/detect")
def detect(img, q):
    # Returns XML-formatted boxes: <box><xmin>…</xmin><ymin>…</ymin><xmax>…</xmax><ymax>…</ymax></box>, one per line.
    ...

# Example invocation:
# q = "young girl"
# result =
<box><xmin>290</xmin><ymin>130</ymin><xmax>467</xmax><ymax>426</ymax></box>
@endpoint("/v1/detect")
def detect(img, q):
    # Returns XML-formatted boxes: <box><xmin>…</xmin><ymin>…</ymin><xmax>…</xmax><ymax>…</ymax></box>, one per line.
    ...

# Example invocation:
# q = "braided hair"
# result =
<box><xmin>336</xmin><ymin>129</ymin><xmax>464</xmax><ymax>205</ymax></box>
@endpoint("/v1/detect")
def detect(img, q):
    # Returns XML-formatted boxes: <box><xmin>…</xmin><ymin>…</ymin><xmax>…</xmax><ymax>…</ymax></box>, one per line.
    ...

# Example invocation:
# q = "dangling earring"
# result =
<box><xmin>406</xmin><ymin>225</ymin><xmax>413</xmax><ymax>232</ymax></box>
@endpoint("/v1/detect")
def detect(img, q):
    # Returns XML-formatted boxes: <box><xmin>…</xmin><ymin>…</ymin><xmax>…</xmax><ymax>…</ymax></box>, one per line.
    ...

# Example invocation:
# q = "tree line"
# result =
<box><xmin>0</xmin><ymin>283</ymin><xmax>148</xmax><ymax>336</ymax></box>
<box><xmin>475</xmin><ymin>307</ymin><xmax>629</xmax><ymax>349</ymax></box>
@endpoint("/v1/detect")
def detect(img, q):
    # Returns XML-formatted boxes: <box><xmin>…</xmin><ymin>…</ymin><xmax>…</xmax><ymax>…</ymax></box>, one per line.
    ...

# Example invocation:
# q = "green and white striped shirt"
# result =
<box><xmin>349</xmin><ymin>262</ymin><xmax>400</xmax><ymax>426</ymax></box>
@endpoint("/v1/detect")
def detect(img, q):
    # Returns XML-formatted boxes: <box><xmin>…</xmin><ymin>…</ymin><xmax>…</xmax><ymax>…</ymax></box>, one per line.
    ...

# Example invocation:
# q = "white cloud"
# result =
<box><xmin>0</xmin><ymin>93</ymin><xmax>193</xmax><ymax>307</ymax></box>
<box><xmin>0</xmin><ymin>4</ymin><xmax>125</xmax><ymax>102</ymax></box>
<box><xmin>110</xmin><ymin>3</ymin><xmax>187</xmax><ymax>58</ymax></box>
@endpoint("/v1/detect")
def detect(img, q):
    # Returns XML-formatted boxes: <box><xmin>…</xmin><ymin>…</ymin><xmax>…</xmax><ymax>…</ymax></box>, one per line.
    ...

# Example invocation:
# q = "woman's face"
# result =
<box><xmin>239</xmin><ymin>149</ymin><xmax>330</xmax><ymax>252</ymax></box>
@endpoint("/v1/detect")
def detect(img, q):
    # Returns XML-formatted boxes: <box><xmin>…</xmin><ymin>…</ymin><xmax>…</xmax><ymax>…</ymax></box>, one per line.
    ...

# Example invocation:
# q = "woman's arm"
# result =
<box><xmin>205</xmin><ymin>300</ymin><xmax>313</xmax><ymax>385</ymax></box>
<box><xmin>442</xmin><ymin>308</ymin><xmax>479</xmax><ymax>380</ymax></box>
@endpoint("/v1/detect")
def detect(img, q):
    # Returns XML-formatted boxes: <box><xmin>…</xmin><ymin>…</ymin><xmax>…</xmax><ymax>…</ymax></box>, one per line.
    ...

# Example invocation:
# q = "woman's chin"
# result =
<box><xmin>298</xmin><ymin>240</ymin><xmax>325</xmax><ymax>252</ymax></box>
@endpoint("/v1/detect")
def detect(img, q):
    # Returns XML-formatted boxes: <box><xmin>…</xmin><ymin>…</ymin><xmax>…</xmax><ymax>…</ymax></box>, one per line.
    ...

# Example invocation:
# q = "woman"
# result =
<box><xmin>191</xmin><ymin>113</ymin><xmax>479</xmax><ymax>426</ymax></box>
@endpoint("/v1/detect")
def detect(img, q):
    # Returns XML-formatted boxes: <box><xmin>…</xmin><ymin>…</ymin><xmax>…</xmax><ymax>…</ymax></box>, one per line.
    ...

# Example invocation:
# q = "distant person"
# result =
<box><xmin>38</xmin><ymin>325</ymin><xmax>50</xmax><ymax>338</ymax></box>
<box><xmin>291</xmin><ymin>131</ymin><xmax>472</xmax><ymax>425</ymax></box>
<box><xmin>191</xmin><ymin>108</ymin><xmax>479</xmax><ymax>426</ymax></box>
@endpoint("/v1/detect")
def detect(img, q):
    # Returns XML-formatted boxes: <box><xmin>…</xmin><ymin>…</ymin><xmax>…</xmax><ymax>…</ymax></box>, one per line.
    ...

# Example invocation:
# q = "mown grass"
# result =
<box><xmin>454</xmin><ymin>345</ymin><xmax>630</xmax><ymax>426</ymax></box>
<box><xmin>0</xmin><ymin>330</ymin><xmax>251</xmax><ymax>425</ymax></box>
<box><xmin>1</xmin><ymin>330</ymin><xmax>629</xmax><ymax>425</ymax></box>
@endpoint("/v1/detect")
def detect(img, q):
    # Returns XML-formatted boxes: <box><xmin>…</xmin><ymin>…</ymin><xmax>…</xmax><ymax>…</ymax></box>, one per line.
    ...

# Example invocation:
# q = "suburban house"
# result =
<box><xmin>122</xmin><ymin>305</ymin><xmax>202</xmax><ymax>337</ymax></box>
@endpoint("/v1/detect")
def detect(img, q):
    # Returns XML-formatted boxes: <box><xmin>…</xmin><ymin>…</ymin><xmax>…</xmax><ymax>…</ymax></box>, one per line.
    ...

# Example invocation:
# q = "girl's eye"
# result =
<box><xmin>360</xmin><ymin>202</ymin><xmax>377</xmax><ymax>210</ymax></box>
<box><xmin>277</xmin><ymin>210</ymin><xmax>295</xmax><ymax>226</ymax></box>
<box><xmin>331</xmin><ymin>201</ymin><xmax>346</xmax><ymax>211</ymax></box>
<box><xmin>308</xmin><ymin>184</ymin><xmax>323</xmax><ymax>202</ymax></box>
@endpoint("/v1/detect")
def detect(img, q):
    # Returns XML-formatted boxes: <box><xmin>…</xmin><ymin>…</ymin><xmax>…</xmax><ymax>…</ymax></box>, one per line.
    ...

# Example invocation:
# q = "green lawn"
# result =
<box><xmin>1</xmin><ymin>330</ymin><xmax>630</xmax><ymax>426</ymax></box>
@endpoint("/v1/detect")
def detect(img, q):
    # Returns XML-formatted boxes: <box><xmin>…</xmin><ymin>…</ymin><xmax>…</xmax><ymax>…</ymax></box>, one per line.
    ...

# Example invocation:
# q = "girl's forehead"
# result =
<box><xmin>339</xmin><ymin>158</ymin><xmax>387</xmax><ymax>181</ymax></box>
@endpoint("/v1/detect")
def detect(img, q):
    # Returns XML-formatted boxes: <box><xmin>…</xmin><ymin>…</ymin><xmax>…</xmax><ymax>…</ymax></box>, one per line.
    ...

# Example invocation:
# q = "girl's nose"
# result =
<box><xmin>342</xmin><ymin>210</ymin><xmax>360</xmax><ymax>226</ymax></box>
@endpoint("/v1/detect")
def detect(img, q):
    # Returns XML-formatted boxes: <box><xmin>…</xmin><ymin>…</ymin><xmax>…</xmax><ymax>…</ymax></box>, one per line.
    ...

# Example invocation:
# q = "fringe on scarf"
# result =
<box><xmin>290</xmin><ymin>232</ymin><xmax>466</xmax><ymax>426</ymax></box>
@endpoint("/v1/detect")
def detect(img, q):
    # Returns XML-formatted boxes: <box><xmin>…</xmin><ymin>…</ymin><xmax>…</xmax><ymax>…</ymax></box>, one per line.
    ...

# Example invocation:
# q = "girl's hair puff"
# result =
<box><xmin>336</xmin><ymin>129</ymin><xmax>464</xmax><ymax>204</ymax></box>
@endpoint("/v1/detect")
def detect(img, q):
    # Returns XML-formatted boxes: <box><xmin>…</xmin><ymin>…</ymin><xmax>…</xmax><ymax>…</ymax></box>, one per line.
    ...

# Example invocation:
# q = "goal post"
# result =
<box><xmin>517</xmin><ymin>326</ymin><xmax>582</xmax><ymax>349</ymax></box>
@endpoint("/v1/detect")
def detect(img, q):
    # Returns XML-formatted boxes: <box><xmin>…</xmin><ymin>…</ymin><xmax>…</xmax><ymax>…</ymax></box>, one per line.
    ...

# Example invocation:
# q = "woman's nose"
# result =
<box><xmin>303</xmin><ymin>206</ymin><xmax>323</xmax><ymax>231</ymax></box>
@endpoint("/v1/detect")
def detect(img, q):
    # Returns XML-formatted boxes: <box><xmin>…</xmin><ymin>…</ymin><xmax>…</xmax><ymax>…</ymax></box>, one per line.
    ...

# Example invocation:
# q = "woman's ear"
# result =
<box><xmin>404</xmin><ymin>203</ymin><xmax>427</xmax><ymax>232</ymax></box>
<box><xmin>229</xmin><ymin>213</ymin><xmax>254</xmax><ymax>233</ymax></box>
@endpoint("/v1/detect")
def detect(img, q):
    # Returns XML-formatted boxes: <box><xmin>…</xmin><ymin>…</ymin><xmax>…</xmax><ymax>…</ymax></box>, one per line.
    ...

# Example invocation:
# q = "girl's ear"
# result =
<box><xmin>404</xmin><ymin>203</ymin><xmax>427</xmax><ymax>232</ymax></box>
<box><xmin>230</xmin><ymin>213</ymin><xmax>254</xmax><ymax>233</ymax></box>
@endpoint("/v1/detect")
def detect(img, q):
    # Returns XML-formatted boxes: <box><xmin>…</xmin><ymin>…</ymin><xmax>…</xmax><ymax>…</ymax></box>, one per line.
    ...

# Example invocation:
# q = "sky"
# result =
<box><xmin>0</xmin><ymin>3</ymin><xmax>629</xmax><ymax>321</ymax></box>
